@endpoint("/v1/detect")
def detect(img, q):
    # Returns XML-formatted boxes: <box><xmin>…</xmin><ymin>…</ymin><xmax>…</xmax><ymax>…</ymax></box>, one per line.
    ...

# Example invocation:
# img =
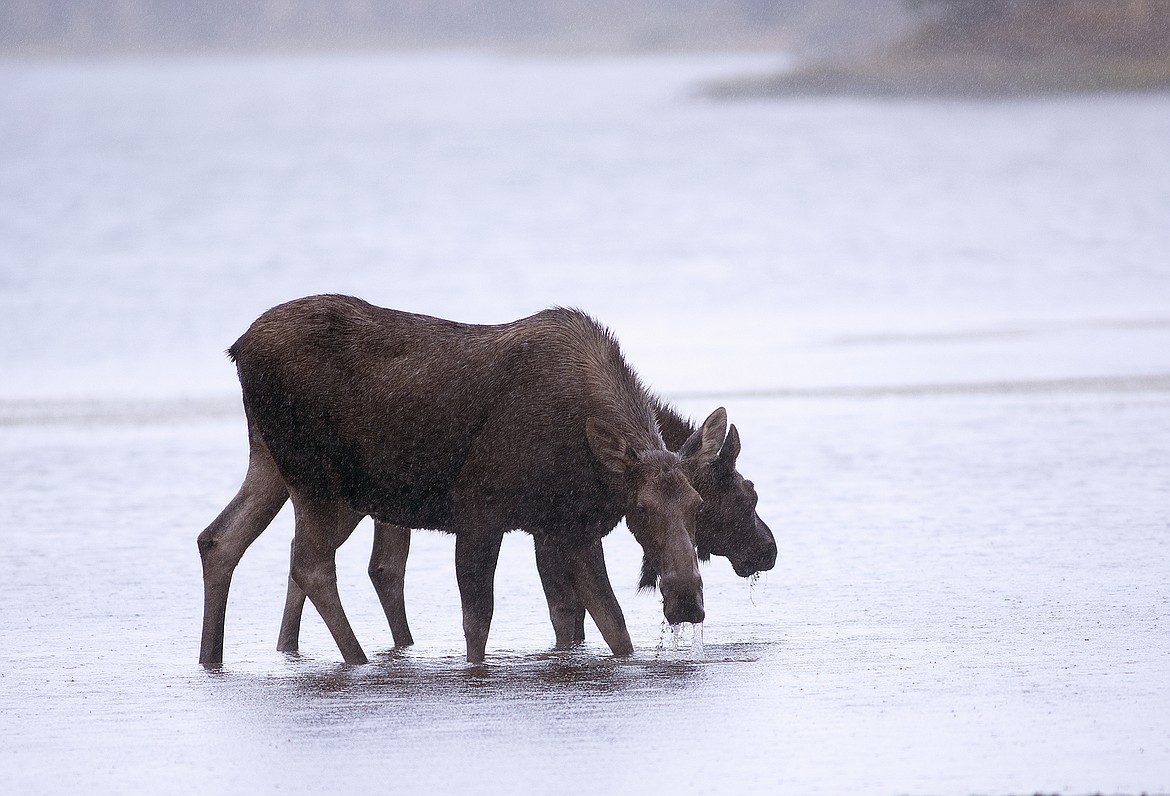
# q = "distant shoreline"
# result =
<box><xmin>708</xmin><ymin>1</ymin><xmax>1170</xmax><ymax>99</ymax></box>
<box><xmin>705</xmin><ymin>54</ymin><xmax>1170</xmax><ymax>99</ymax></box>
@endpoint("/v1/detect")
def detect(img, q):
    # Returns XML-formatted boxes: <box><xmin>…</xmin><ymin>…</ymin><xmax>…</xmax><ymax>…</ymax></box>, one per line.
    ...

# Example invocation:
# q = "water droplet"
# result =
<box><xmin>690</xmin><ymin>623</ymin><xmax>705</xmax><ymax>660</ymax></box>
<box><xmin>656</xmin><ymin>620</ymin><xmax>704</xmax><ymax>659</ymax></box>
<box><xmin>656</xmin><ymin>618</ymin><xmax>668</xmax><ymax>652</ymax></box>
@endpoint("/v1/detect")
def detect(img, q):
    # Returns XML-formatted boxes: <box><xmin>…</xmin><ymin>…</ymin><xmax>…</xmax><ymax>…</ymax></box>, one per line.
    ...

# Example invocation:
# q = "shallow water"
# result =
<box><xmin>1</xmin><ymin>51</ymin><xmax>1169</xmax><ymax>794</ymax></box>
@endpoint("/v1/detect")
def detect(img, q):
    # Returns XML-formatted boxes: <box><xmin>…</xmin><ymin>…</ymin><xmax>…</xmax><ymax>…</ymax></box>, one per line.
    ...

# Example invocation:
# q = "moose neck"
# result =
<box><xmin>653</xmin><ymin>399</ymin><xmax>698</xmax><ymax>452</ymax></box>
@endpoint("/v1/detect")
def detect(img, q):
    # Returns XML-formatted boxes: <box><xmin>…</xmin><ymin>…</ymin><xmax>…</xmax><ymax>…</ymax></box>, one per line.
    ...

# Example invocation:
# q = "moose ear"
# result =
<box><xmin>586</xmin><ymin>417</ymin><xmax>634</xmax><ymax>475</ymax></box>
<box><xmin>718</xmin><ymin>423</ymin><xmax>742</xmax><ymax>470</ymax></box>
<box><xmin>680</xmin><ymin>407</ymin><xmax>727</xmax><ymax>468</ymax></box>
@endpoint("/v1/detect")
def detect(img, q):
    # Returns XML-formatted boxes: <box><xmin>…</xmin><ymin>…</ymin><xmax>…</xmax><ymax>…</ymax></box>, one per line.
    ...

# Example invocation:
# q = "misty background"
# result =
<box><xmin>0</xmin><ymin>0</ymin><xmax>913</xmax><ymax>55</ymax></box>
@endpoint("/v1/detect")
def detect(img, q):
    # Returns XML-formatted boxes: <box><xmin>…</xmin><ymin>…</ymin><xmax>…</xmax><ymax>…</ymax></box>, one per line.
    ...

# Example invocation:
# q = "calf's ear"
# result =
<box><xmin>680</xmin><ymin>407</ymin><xmax>727</xmax><ymax>468</ymax></box>
<box><xmin>586</xmin><ymin>417</ymin><xmax>634</xmax><ymax>474</ymax></box>
<box><xmin>718</xmin><ymin>423</ymin><xmax>742</xmax><ymax>471</ymax></box>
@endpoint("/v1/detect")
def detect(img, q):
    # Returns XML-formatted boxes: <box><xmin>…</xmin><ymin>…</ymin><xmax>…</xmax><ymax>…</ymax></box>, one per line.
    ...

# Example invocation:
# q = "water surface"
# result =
<box><xmin>1</xmin><ymin>51</ymin><xmax>1168</xmax><ymax>795</ymax></box>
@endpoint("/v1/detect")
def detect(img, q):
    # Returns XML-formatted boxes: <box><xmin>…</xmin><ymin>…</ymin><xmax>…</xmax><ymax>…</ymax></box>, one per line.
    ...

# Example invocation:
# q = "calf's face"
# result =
<box><xmin>691</xmin><ymin>425</ymin><xmax>777</xmax><ymax>577</ymax></box>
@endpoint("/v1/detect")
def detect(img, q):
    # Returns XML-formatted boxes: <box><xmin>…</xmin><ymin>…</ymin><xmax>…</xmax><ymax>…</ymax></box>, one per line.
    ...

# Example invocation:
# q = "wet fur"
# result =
<box><xmin>229</xmin><ymin>295</ymin><xmax>661</xmax><ymax>537</ymax></box>
<box><xmin>203</xmin><ymin>294</ymin><xmax>715</xmax><ymax>664</ymax></box>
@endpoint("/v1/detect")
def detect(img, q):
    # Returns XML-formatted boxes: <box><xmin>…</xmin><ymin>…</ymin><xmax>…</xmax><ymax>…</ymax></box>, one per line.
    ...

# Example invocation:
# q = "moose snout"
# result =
<box><xmin>660</xmin><ymin>572</ymin><xmax>705</xmax><ymax>625</ymax></box>
<box><xmin>732</xmin><ymin>517</ymin><xmax>777</xmax><ymax>576</ymax></box>
<box><xmin>755</xmin><ymin>519</ymin><xmax>778</xmax><ymax>570</ymax></box>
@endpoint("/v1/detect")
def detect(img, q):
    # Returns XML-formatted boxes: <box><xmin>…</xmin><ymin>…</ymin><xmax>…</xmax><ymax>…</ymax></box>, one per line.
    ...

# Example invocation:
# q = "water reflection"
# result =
<box><xmin>202</xmin><ymin>643</ymin><xmax>774</xmax><ymax>705</ymax></box>
<box><xmin>202</xmin><ymin>648</ymin><xmax>770</xmax><ymax>728</ymax></box>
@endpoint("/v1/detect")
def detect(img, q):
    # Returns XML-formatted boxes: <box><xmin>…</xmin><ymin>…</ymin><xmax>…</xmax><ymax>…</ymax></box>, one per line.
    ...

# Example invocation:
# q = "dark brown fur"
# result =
<box><xmin>656</xmin><ymin>401</ymin><xmax>776</xmax><ymax>577</ymax></box>
<box><xmin>198</xmin><ymin>295</ymin><xmax>723</xmax><ymax>664</ymax></box>
<box><xmin>275</xmin><ymin>400</ymin><xmax>777</xmax><ymax>653</ymax></box>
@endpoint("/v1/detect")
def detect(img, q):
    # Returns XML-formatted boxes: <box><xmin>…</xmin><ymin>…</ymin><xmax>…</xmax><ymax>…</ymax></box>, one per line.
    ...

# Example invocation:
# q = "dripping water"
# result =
<box><xmin>655</xmin><ymin>619</ymin><xmax>704</xmax><ymax>659</ymax></box>
<box><xmin>748</xmin><ymin>571</ymin><xmax>761</xmax><ymax>606</ymax></box>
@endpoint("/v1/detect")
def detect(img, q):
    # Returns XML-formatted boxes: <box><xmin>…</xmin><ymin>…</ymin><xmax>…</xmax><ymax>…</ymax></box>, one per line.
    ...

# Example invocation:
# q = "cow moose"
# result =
<box><xmin>198</xmin><ymin>295</ymin><xmax>728</xmax><ymax>665</ymax></box>
<box><xmin>274</xmin><ymin>399</ymin><xmax>777</xmax><ymax>651</ymax></box>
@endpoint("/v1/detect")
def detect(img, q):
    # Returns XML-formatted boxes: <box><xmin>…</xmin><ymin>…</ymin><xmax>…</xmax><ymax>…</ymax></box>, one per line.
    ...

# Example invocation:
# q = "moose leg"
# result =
<box><xmin>276</xmin><ymin>511</ymin><xmax>366</xmax><ymax>652</ymax></box>
<box><xmin>368</xmin><ymin>522</ymin><xmax>414</xmax><ymax>647</ymax></box>
<box><xmin>454</xmin><ymin>530</ymin><xmax>504</xmax><ymax>664</ymax></box>
<box><xmin>198</xmin><ymin>440</ymin><xmax>289</xmax><ymax>666</ymax></box>
<box><xmin>533</xmin><ymin>534</ymin><xmax>587</xmax><ymax>648</ymax></box>
<box><xmin>276</xmin><ymin>559</ymin><xmax>306</xmax><ymax>650</ymax></box>
<box><xmin>288</xmin><ymin>497</ymin><xmax>368</xmax><ymax>665</ymax></box>
<box><xmin>568</xmin><ymin>539</ymin><xmax>634</xmax><ymax>657</ymax></box>
<box><xmin>276</xmin><ymin>565</ymin><xmax>305</xmax><ymax>653</ymax></box>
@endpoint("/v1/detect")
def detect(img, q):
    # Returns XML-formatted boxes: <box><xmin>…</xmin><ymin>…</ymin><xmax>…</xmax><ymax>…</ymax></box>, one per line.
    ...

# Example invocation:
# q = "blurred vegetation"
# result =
<box><xmin>712</xmin><ymin>0</ymin><xmax>1170</xmax><ymax>96</ymax></box>
<box><xmin>905</xmin><ymin>0</ymin><xmax>1170</xmax><ymax>60</ymax></box>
